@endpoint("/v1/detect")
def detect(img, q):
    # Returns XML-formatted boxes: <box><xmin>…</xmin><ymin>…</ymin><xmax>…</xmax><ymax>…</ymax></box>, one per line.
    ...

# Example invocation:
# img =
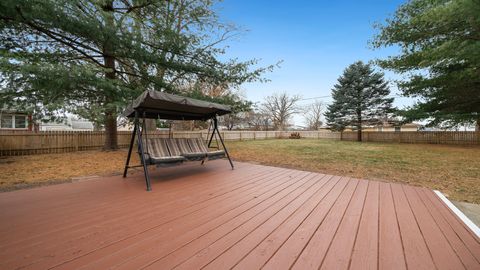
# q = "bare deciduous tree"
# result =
<box><xmin>260</xmin><ymin>92</ymin><xmax>301</xmax><ymax>130</ymax></box>
<box><xmin>244</xmin><ymin>110</ymin><xmax>271</xmax><ymax>130</ymax></box>
<box><xmin>304</xmin><ymin>101</ymin><xmax>324</xmax><ymax>130</ymax></box>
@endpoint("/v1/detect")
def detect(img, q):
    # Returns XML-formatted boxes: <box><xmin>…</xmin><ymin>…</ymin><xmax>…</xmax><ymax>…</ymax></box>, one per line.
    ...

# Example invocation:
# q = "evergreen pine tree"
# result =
<box><xmin>325</xmin><ymin>61</ymin><xmax>394</xmax><ymax>141</ymax></box>
<box><xmin>372</xmin><ymin>0</ymin><xmax>480</xmax><ymax>130</ymax></box>
<box><xmin>0</xmin><ymin>0</ymin><xmax>273</xmax><ymax>149</ymax></box>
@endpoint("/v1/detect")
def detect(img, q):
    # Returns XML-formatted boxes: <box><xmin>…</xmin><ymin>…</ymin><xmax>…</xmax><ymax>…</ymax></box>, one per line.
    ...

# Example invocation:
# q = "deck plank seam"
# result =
<box><xmin>314</xmin><ymin>178</ymin><xmax>361</xmax><ymax>270</ymax></box>
<box><xmin>45</xmin><ymin>168</ymin><xmax>297</xmax><ymax>270</ymax></box>
<box><xmin>414</xmin><ymin>188</ymin><xmax>474</xmax><ymax>269</ymax></box>
<box><xmin>0</xmin><ymin>166</ymin><xmax>279</xmax><ymax>254</ymax></box>
<box><xmin>399</xmin><ymin>184</ymin><xmax>438</xmax><ymax>270</ymax></box>
<box><xmin>0</xmin><ymin>165</ymin><xmax>269</xmax><ymax>240</ymax></box>
<box><xmin>129</xmin><ymin>171</ymin><xmax>315</xmax><ymax>270</ymax></box>
<box><xmin>389</xmin><ymin>183</ymin><xmax>409</xmax><ymax>270</ymax></box>
<box><xmin>376</xmin><ymin>181</ymin><xmax>380</xmax><ymax>270</ymax></box>
<box><xmin>420</xmin><ymin>189</ymin><xmax>480</xmax><ymax>262</ymax></box>
<box><xmin>232</xmin><ymin>175</ymin><xmax>339</xmax><ymax>270</ymax></box>
<box><xmin>404</xmin><ymin>185</ymin><xmax>467</xmax><ymax>269</ymax></box>
<box><xmin>433</xmin><ymin>190</ymin><xmax>480</xmax><ymax>240</ymax></box>
<box><xmin>286</xmin><ymin>177</ymin><xmax>355</xmax><ymax>269</ymax></box>
<box><xmin>169</xmin><ymin>172</ymin><xmax>318</xmax><ymax>270</ymax></box>
<box><xmin>1</xmin><ymin>162</ymin><xmax>247</xmax><ymax>215</ymax></box>
<box><xmin>346</xmin><ymin>180</ymin><xmax>370</xmax><ymax>270</ymax></box>
<box><xmin>282</xmin><ymin>176</ymin><xmax>350</xmax><ymax>270</ymax></box>
<box><xmin>107</xmin><ymin>170</ymin><xmax>312</xmax><ymax>270</ymax></box>
<box><xmin>205</xmin><ymin>174</ymin><xmax>336</xmax><ymax>270</ymax></box>
<box><xmin>197</xmin><ymin>173</ymin><xmax>329</xmax><ymax>269</ymax></box>
<box><xmin>258</xmin><ymin>175</ymin><xmax>348</xmax><ymax>270</ymax></box>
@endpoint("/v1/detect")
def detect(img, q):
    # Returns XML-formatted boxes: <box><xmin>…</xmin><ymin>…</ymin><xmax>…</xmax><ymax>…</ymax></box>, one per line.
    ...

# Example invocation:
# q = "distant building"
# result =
<box><xmin>40</xmin><ymin>118</ymin><xmax>94</xmax><ymax>131</ymax></box>
<box><xmin>340</xmin><ymin>122</ymin><xmax>422</xmax><ymax>132</ymax></box>
<box><xmin>0</xmin><ymin>109</ymin><xmax>31</xmax><ymax>131</ymax></box>
<box><xmin>363</xmin><ymin>123</ymin><xmax>421</xmax><ymax>132</ymax></box>
<box><xmin>287</xmin><ymin>125</ymin><xmax>307</xmax><ymax>131</ymax></box>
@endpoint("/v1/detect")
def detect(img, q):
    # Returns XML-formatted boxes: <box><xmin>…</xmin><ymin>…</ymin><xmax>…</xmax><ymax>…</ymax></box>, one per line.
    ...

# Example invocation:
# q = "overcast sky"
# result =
<box><xmin>216</xmin><ymin>0</ymin><xmax>413</xmax><ymax>126</ymax></box>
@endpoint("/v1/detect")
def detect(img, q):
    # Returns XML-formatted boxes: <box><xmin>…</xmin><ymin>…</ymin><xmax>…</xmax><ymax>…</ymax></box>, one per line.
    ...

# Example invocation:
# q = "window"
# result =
<box><xmin>0</xmin><ymin>114</ymin><xmax>28</xmax><ymax>129</ymax></box>
<box><xmin>1</xmin><ymin>114</ymin><xmax>13</xmax><ymax>128</ymax></box>
<box><xmin>15</xmin><ymin>115</ymin><xmax>27</xmax><ymax>128</ymax></box>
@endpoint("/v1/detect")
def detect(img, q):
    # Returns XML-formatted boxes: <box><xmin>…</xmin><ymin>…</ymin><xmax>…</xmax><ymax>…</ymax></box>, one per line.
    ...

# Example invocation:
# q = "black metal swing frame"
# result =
<box><xmin>122</xmin><ymin>90</ymin><xmax>234</xmax><ymax>191</ymax></box>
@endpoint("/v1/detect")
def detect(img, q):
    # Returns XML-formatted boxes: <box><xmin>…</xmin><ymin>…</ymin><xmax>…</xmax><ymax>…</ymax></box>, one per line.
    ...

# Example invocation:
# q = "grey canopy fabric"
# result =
<box><xmin>123</xmin><ymin>90</ymin><xmax>231</xmax><ymax>120</ymax></box>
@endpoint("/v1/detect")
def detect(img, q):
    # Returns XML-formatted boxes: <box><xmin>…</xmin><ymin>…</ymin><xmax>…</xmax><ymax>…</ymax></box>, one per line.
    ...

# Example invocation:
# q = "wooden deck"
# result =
<box><xmin>0</xmin><ymin>161</ymin><xmax>479</xmax><ymax>270</ymax></box>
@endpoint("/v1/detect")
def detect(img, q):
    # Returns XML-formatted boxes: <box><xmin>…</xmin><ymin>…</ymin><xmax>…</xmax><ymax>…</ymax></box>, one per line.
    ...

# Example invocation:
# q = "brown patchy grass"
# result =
<box><xmin>227</xmin><ymin>139</ymin><xmax>480</xmax><ymax>203</ymax></box>
<box><xmin>1</xmin><ymin>139</ymin><xmax>479</xmax><ymax>203</ymax></box>
<box><xmin>0</xmin><ymin>150</ymin><xmax>140</xmax><ymax>191</ymax></box>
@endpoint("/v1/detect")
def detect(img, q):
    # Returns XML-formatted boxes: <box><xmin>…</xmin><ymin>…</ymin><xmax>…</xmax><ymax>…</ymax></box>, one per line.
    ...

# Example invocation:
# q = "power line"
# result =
<box><xmin>299</xmin><ymin>94</ymin><xmax>408</xmax><ymax>102</ymax></box>
<box><xmin>299</xmin><ymin>95</ymin><xmax>331</xmax><ymax>101</ymax></box>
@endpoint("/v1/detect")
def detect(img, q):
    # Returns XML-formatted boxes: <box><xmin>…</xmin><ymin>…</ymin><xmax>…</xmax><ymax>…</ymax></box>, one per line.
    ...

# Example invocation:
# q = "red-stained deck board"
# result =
<box><xmin>0</xmin><ymin>160</ymin><xmax>478</xmax><ymax>270</ymax></box>
<box><xmin>350</xmin><ymin>180</ymin><xmax>380</xmax><ymax>270</ymax></box>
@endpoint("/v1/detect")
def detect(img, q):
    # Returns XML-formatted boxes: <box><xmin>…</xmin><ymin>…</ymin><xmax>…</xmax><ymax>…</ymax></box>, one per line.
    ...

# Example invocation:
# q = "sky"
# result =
<box><xmin>215</xmin><ymin>0</ymin><xmax>411</xmax><ymax>126</ymax></box>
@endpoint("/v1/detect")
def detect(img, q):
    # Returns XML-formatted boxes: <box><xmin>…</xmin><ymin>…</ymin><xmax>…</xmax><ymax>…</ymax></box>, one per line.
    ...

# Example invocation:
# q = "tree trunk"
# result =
<box><xmin>102</xmin><ymin>1</ymin><xmax>118</xmax><ymax>150</ymax></box>
<box><xmin>104</xmin><ymin>110</ymin><xmax>118</xmax><ymax>150</ymax></box>
<box><xmin>357</xmin><ymin>113</ymin><xmax>362</xmax><ymax>142</ymax></box>
<box><xmin>476</xmin><ymin>118</ymin><xmax>480</xmax><ymax>132</ymax></box>
<box><xmin>103</xmin><ymin>52</ymin><xmax>117</xmax><ymax>150</ymax></box>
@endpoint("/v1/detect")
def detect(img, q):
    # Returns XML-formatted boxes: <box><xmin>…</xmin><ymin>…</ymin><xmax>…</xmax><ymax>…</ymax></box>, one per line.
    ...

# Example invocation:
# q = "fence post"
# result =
<box><xmin>253</xmin><ymin>131</ymin><xmax>256</xmax><ymax>140</ymax></box>
<box><xmin>75</xmin><ymin>133</ymin><xmax>79</xmax><ymax>151</ymax></box>
<box><xmin>239</xmin><ymin>131</ymin><xmax>242</xmax><ymax>141</ymax></box>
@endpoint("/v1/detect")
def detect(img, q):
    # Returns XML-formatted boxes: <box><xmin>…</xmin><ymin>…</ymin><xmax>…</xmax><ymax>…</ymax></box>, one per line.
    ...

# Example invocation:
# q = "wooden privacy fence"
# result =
<box><xmin>340</xmin><ymin>131</ymin><xmax>480</xmax><ymax>145</ymax></box>
<box><xmin>0</xmin><ymin>130</ymin><xmax>479</xmax><ymax>156</ymax></box>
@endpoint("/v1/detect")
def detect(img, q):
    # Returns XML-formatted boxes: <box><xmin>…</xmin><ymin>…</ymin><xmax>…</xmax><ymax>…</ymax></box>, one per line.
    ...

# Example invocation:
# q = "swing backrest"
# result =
<box><xmin>175</xmin><ymin>138</ymin><xmax>193</xmax><ymax>154</ymax></box>
<box><xmin>142</xmin><ymin>138</ymin><xmax>170</xmax><ymax>158</ymax></box>
<box><xmin>165</xmin><ymin>138</ymin><xmax>182</xmax><ymax>156</ymax></box>
<box><xmin>188</xmin><ymin>137</ymin><xmax>209</xmax><ymax>153</ymax></box>
<box><xmin>149</xmin><ymin>138</ymin><xmax>170</xmax><ymax>157</ymax></box>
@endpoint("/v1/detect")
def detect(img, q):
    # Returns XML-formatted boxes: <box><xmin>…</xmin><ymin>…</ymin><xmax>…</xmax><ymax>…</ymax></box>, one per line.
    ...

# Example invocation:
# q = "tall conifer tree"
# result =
<box><xmin>0</xmin><ymin>0</ymin><xmax>272</xmax><ymax>149</ymax></box>
<box><xmin>325</xmin><ymin>61</ymin><xmax>394</xmax><ymax>141</ymax></box>
<box><xmin>372</xmin><ymin>0</ymin><xmax>480</xmax><ymax>130</ymax></box>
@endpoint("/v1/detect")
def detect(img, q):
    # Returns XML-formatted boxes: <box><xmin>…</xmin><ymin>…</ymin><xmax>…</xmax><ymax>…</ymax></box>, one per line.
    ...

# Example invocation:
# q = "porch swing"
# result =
<box><xmin>122</xmin><ymin>90</ymin><xmax>234</xmax><ymax>191</ymax></box>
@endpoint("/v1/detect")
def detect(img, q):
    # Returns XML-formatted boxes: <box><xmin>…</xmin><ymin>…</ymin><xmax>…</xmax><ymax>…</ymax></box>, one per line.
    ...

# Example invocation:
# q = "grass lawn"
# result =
<box><xmin>228</xmin><ymin>139</ymin><xmax>480</xmax><ymax>204</ymax></box>
<box><xmin>0</xmin><ymin>150</ymin><xmax>140</xmax><ymax>191</ymax></box>
<box><xmin>0</xmin><ymin>139</ymin><xmax>479</xmax><ymax>203</ymax></box>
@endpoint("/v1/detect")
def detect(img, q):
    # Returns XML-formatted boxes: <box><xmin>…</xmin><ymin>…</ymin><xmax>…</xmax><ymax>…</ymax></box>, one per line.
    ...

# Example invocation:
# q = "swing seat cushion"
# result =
<box><xmin>190</xmin><ymin>138</ymin><xmax>226</xmax><ymax>159</ymax></box>
<box><xmin>167</xmin><ymin>138</ymin><xmax>206</xmax><ymax>161</ymax></box>
<box><xmin>176</xmin><ymin>138</ymin><xmax>207</xmax><ymax>160</ymax></box>
<box><xmin>207</xmin><ymin>149</ymin><xmax>225</xmax><ymax>158</ymax></box>
<box><xmin>144</xmin><ymin>138</ymin><xmax>186</xmax><ymax>164</ymax></box>
<box><xmin>150</xmin><ymin>156</ymin><xmax>186</xmax><ymax>163</ymax></box>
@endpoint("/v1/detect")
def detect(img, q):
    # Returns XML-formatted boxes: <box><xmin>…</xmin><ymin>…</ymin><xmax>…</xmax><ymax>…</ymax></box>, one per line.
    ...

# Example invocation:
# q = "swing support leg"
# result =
<box><xmin>136</xmin><ymin>112</ymin><xmax>152</xmax><ymax>191</ymax></box>
<box><xmin>213</xmin><ymin>117</ymin><xmax>234</xmax><ymax>169</ymax></box>
<box><xmin>123</xmin><ymin>122</ymin><xmax>137</xmax><ymax>177</ymax></box>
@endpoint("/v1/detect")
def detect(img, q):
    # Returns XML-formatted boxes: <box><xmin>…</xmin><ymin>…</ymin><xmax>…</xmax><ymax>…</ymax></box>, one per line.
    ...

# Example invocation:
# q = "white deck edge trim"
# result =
<box><xmin>434</xmin><ymin>190</ymin><xmax>480</xmax><ymax>239</ymax></box>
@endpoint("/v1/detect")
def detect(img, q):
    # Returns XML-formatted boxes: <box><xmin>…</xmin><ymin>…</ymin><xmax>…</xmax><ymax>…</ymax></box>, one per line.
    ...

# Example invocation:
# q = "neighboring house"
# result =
<box><xmin>0</xmin><ymin>109</ymin><xmax>31</xmax><ymax>131</ymax></box>
<box><xmin>364</xmin><ymin>123</ymin><xmax>421</xmax><ymax>132</ymax></box>
<box><xmin>341</xmin><ymin>122</ymin><xmax>422</xmax><ymax>132</ymax></box>
<box><xmin>40</xmin><ymin>117</ymin><xmax>94</xmax><ymax>131</ymax></box>
<box><xmin>287</xmin><ymin>125</ymin><xmax>307</xmax><ymax>131</ymax></box>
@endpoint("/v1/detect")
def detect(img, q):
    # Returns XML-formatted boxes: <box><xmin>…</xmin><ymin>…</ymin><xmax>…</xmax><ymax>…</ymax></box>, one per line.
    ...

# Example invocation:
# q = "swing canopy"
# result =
<box><xmin>123</xmin><ymin>90</ymin><xmax>232</xmax><ymax>120</ymax></box>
